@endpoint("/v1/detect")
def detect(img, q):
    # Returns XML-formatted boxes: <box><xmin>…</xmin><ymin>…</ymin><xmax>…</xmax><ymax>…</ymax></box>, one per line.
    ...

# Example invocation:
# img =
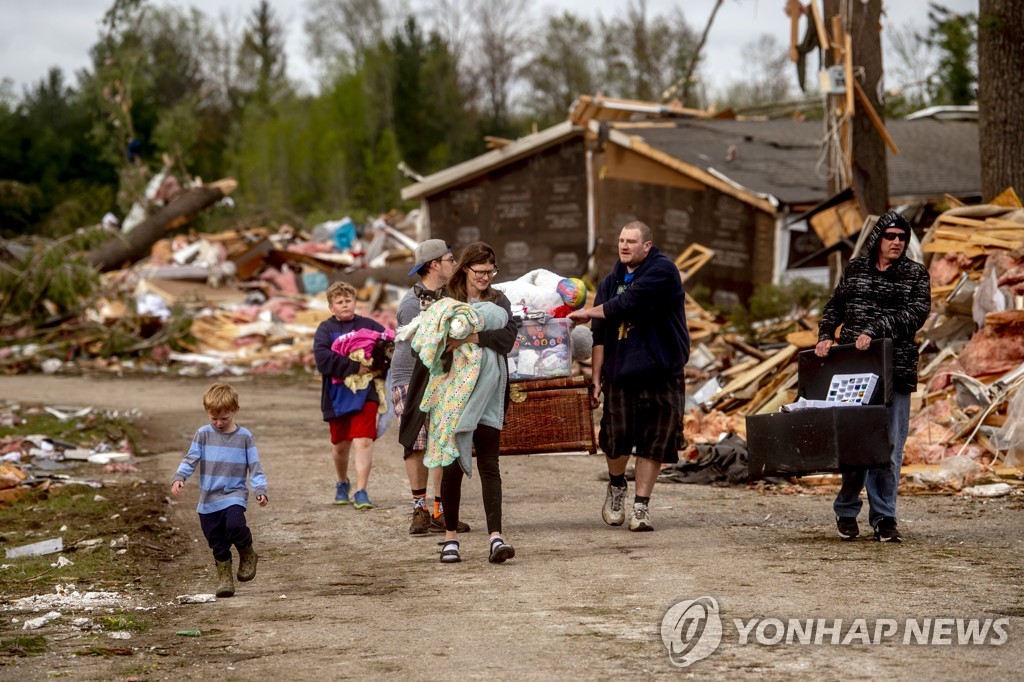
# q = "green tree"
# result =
<box><xmin>0</xmin><ymin>68</ymin><xmax>115</xmax><ymax>236</ymax></box>
<box><xmin>597</xmin><ymin>1</ymin><xmax>698</xmax><ymax>102</ymax></box>
<box><xmin>390</xmin><ymin>17</ymin><xmax>476</xmax><ymax>175</ymax></box>
<box><xmin>922</xmin><ymin>3</ymin><xmax>977</xmax><ymax>105</ymax></box>
<box><xmin>236</xmin><ymin>0</ymin><xmax>290</xmax><ymax>112</ymax></box>
<box><xmin>524</xmin><ymin>12</ymin><xmax>597</xmax><ymax>127</ymax></box>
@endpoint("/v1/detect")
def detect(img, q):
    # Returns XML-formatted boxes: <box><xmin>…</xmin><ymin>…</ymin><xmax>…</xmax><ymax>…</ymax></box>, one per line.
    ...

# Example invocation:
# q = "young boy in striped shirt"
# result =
<box><xmin>171</xmin><ymin>383</ymin><xmax>268</xmax><ymax>598</ymax></box>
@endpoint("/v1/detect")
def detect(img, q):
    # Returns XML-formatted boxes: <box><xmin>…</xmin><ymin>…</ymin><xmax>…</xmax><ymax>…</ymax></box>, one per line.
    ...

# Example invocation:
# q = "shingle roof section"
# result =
<box><xmin>630</xmin><ymin>119</ymin><xmax>979</xmax><ymax>205</ymax></box>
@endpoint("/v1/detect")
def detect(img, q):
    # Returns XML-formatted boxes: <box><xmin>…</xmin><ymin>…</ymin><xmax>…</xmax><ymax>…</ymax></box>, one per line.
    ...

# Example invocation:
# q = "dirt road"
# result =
<box><xmin>2</xmin><ymin>374</ymin><xmax>1022</xmax><ymax>680</ymax></box>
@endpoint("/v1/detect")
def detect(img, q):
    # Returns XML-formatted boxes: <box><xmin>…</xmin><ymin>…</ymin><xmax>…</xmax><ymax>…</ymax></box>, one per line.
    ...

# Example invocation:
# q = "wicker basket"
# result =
<box><xmin>500</xmin><ymin>375</ymin><xmax>597</xmax><ymax>455</ymax></box>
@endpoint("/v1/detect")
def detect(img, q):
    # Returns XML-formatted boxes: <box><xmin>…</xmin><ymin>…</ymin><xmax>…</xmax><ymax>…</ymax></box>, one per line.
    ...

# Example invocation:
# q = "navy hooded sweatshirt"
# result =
<box><xmin>592</xmin><ymin>245</ymin><xmax>690</xmax><ymax>386</ymax></box>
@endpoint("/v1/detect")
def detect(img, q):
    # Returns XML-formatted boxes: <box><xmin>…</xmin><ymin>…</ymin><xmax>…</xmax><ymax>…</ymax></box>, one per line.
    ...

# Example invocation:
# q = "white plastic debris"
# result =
<box><xmin>22</xmin><ymin>611</ymin><xmax>61</xmax><ymax>630</ymax></box>
<box><xmin>50</xmin><ymin>556</ymin><xmax>74</xmax><ymax>568</ymax></box>
<box><xmin>962</xmin><ymin>482</ymin><xmax>1014</xmax><ymax>498</ymax></box>
<box><xmin>8</xmin><ymin>585</ymin><xmax>126</xmax><ymax>612</ymax></box>
<box><xmin>88</xmin><ymin>452</ymin><xmax>131</xmax><ymax>465</ymax></box>
<box><xmin>40</xmin><ymin>359</ymin><xmax>63</xmax><ymax>375</ymax></box>
<box><xmin>5</xmin><ymin>537</ymin><xmax>63</xmax><ymax>559</ymax></box>
<box><xmin>108</xmin><ymin>631</ymin><xmax>132</xmax><ymax>640</ymax></box>
<box><xmin>176</xmin><ymin>594</ymin><xmax>217</xmax><ymax>604</ymax></box>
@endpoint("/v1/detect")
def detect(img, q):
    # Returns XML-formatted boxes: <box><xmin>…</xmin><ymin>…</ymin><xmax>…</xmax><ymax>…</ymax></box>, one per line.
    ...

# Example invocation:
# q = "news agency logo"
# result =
<box><xmin>661</xmin><ymin>596</ymin><xmax>1011</xmax><ymax>668</ymax></box>
<box><xmin>660</xmin><ymin>596</ymin><xmax>723</xmax><ymax>668</ymax></box>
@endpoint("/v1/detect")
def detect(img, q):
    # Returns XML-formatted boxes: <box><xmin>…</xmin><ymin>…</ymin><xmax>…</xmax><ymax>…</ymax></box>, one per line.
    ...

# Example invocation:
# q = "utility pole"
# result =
<box><xmin>821</xmin><ymin>0</ymin><xmax>889</xmax><ymax>217</ymax></box>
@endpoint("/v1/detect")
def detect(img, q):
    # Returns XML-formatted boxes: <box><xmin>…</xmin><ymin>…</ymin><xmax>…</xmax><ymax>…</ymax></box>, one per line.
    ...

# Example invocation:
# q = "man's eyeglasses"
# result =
<box><xmin>438</xmin><ymin>255</ymin><xmax>456</xmax><ymax>264</ymax></box>
<box><xmin>468</xmin><ymin>266</ymin><xmax>500</xmax><ymax>278</ymax></box>
<box><xmin>881</xmin><ymin>231</ymin><xmax>906</xmax><ymax>242</ymax></box>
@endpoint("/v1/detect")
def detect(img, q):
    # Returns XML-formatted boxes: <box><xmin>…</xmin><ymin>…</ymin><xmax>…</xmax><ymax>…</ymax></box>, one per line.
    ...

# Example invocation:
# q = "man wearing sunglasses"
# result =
<box><xmin>815</xmin><ymin>210</ymin><xmax>931</xmax><ymax>543</ymax></box>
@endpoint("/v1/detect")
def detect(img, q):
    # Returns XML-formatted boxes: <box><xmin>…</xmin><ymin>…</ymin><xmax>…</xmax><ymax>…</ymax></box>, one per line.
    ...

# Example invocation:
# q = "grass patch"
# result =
<box><xmin>97</xmin><ymin>613</ymin><xmax>151</xmax><ymax>633</ymax></box>
<box><xmin>0</xmin><ymin>401</ymin><xmax>140</xmax><ymax>453</ymax></box>
<box><xmin>0</xmin><ymin>634</ymin><xmax>48</xmax><ymax>656</ymax></box>
<box><xmin>0</xmin><ymin>481</ymin><xmax>180</xmax><ymax>597</ymax></box>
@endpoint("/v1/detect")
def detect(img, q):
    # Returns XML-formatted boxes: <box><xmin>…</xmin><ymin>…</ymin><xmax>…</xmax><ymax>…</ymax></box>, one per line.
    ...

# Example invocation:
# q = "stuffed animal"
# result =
<box><xmin>330</xmin><ymin>328</ymin><xmax>396</xmax><ymax>413</ymax></box>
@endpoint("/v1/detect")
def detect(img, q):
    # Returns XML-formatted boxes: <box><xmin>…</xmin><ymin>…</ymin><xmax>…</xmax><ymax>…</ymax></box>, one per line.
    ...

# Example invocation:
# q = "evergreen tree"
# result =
<box><xmin>922</xmin><ymin>3</ymin><xmax>977</xmax><ymax>105</ymax></box>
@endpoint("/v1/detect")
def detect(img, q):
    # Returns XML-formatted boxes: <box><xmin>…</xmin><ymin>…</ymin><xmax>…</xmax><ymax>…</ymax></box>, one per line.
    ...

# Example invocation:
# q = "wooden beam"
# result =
<box><xmin>844</xmin><ymin>33</ymin><xmax>855</xmax><ymax>117</ymax></box>
<box><xmin>809</xmin><ymin>0</ymin><xmax>830</xmax><ymax>56</ymax></box>
<box><xmin>674</xmin><ymin>243</ymin><xmax>715</xmax><ymax>282</ymax></box>
<box><xmin>602</xmin><ymin>144</ymin><xmax>705</xmax><ymax>191</ymax></box>
<box><xmin>853</xmin><ymin>78</ymin><xmax>900</xmax><ymax>155</ymax></box>
<box><xmin>624</xmin><ymin>136</ymin><xmax>778</xmax><ymax>215</ymax></box>
<box><xmin>786</xmin><ymin>0</ymin><xmax>803</xmax><ymax>62</ymax></box>
<box><xmin>710</xmin><ymin>345</ymin><xmax>798</xmax><ymax>405</ymax></box>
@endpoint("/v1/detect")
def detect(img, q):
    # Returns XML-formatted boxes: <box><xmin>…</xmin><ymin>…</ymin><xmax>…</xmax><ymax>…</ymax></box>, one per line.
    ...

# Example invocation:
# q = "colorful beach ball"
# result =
<box><xmin>556</xmin><ymin>277</ymin><xmax>587</xmax><ymax>310</ymax></box>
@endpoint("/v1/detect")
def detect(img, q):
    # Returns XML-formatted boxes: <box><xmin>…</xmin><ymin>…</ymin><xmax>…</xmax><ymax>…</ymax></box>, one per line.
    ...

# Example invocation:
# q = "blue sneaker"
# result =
<box><xmin>334</xmin><ymin>479</ymin><xmax>351</xmax><ymax>505</ymax></box>
<box><xmin>353</xmin><ymin>488</ymin><xmax>374</xmax><ymax>510</ymax></box>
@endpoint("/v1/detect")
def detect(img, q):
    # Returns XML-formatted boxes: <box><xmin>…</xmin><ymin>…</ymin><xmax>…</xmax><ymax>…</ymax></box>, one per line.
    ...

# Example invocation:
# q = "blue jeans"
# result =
<box><xmin>833</xmin><ymin>391</ymin><xmax>911</xmax><ymax>528</ymax></box>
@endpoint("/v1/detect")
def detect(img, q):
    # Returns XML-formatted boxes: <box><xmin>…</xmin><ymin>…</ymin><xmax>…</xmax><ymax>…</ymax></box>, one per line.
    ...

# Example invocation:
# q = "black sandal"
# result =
<box><xmin>488</xmin><ymin>536</ymin><xmax>515</xmax><ymax>564</ymax></box>
<box><xmin>439</xmin><ymin>539</ymin><xmax>461</xmax><ymax>563</ymax></box>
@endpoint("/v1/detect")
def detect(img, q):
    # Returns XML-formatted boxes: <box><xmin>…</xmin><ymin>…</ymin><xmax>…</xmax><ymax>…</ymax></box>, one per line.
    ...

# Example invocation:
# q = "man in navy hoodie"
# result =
<box><xmin>570</xmin><ymin>221</ymin><xmax>689</xmax><ymax>532</ymax></box>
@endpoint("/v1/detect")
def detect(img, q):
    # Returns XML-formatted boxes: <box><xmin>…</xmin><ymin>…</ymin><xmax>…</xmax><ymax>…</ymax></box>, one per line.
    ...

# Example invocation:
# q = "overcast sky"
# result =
<box><xmin>1</xmin><ymin>0</ymin><xmax>978</xmax><ymax>99</ymax></box>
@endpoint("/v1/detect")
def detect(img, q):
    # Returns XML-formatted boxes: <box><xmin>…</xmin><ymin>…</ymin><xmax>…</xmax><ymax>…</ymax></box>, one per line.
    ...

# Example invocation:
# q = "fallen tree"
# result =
<box><xmin>87</xmin><ymin>179</ymin><xmax>237</xmax><ymax>272</ymax></box>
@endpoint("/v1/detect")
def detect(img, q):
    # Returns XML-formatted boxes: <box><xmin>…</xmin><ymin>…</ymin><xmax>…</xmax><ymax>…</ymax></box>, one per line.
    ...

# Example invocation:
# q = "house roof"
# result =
<box><xmin>400</xmin><ymin>116</ymin><xmax>980</xmax><ymax>210</ymax></box>
<box><xmin>622</xmin><ymin>119</ymin><xmax>980</xmax><ymax>206</ymax></box>
<box><xmin>400</xmin><ymin>120</ymin><xmax>581</xmax><ymax>201</ymax></box>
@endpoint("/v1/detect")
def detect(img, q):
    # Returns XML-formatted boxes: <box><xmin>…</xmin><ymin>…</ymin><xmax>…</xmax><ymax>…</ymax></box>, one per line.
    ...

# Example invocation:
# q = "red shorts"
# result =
<box><xmin>329</xmin><ymin>400</ymin><xmax>379</xmax><ymax>443</ymax></box>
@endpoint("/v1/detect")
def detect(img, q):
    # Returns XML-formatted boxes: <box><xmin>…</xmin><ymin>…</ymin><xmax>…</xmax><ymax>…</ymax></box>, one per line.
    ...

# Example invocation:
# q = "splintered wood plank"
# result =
<box><xmin>989</xmin><ymin>187</ymin><xmax>1023</xmax><ymax>208</ymax></box>
<box><xmin>710</xmin><ymin>344</ymin><xmax>798</xmax><ymax>405</ymax></box>
<box><xmin>922</xmin><ymin>240</ymin><xmax>987</xmax><ymax>257</ymax></box>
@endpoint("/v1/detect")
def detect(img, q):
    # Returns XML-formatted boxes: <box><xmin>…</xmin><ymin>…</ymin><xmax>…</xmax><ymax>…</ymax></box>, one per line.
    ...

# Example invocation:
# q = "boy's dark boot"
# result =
<box><xmin>215</xmin><ymin>559</ymin><xmax>235</xmax><ymax>598</ymax></box>
<box><xmin>237</xmin><ymin>543</ymin><xmax>258</xmax><ymax>582</ymax></box>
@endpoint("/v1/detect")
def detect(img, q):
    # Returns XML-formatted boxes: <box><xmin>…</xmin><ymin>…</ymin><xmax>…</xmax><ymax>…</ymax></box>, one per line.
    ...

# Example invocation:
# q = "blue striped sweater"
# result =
<box><xmin>172</xmin><ymin>425</ymin><xmax>268</xmax><ymax>514</ymax></box>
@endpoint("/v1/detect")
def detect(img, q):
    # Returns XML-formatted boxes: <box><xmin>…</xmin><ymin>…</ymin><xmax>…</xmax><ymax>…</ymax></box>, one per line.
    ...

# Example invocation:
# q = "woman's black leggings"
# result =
<box><xmin>440</xmin><ymin>424</ymin><xmax>502</xmax><ymax>534</ymax></box>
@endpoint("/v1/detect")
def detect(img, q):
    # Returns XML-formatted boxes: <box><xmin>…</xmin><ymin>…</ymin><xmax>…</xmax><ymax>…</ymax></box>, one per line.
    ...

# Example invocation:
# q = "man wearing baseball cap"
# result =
<box><xmin>393</xmin><ymin>240</ymin><xmax>469</xmax><ymax>534</ymax></box>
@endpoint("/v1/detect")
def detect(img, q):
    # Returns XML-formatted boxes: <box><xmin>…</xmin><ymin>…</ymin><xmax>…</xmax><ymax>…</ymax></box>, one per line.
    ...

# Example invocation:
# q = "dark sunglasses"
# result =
<box><xmin>881</xmin><ymin>231</ymin><xmax>906</xmax><ymax>242</ymax></box>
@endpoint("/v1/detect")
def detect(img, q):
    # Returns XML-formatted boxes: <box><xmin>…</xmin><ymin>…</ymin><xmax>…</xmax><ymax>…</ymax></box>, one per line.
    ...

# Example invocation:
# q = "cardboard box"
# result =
<box><xmin>746</xmin><ymin>339</ymin><xmax>893</xmax><ymax>477</ymax></box>
<box><xmin>508</xmin><ymin>317</ymin><xmax>572</xmax><ymax>381</ymax></box>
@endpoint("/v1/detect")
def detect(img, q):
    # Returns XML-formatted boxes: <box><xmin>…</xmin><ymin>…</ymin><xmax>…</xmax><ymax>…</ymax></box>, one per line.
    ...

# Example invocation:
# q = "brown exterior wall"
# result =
<box><xmin>595</xmin><ymin>178</ymin><xmax>772</xmax><ymax>305</ymax></box>
<box><xmin>421</xmin><ymin>138</ymin><xmax>778</xmax><ymax>304</ymax></box>
<box><xmin>424</xmin><ymin>140</ymin><xmax>589</xmax><ymax>282</ymax></box>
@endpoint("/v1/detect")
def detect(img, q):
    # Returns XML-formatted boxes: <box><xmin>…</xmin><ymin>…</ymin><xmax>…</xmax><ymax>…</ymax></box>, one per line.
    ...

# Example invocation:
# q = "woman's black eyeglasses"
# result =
<box><xmin>468</xmin><ymin>266</ymin><xmax>499</xmax><ymax>277</ymax></box>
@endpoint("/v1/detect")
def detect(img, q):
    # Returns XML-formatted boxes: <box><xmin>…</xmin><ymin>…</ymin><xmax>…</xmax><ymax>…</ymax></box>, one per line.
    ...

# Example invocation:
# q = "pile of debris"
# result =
<box><xmin>675</xmin><ymin>189</ymin><xmax>1024</xmax><ymax>494</ymax></box>
<box><xmin>1</xmin><ymin>209</ymin><xmax>422</xmax><ymax>377</ymax></box>
<box><xmin>0</xmin><ymin>401</ymin><xmax>142</xmax><ymax>505</ymax></box>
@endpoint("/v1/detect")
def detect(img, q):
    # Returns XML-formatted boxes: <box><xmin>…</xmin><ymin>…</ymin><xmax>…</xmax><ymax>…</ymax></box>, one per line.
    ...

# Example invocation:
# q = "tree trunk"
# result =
<box><xmin>978</xmin><ymin>0</ymin><xmax>1024</xmax><ymax>202</ymax></box>
<box><xmin>87</xmin><ymin>180</ymin><xmax>237</xmax><ymax>272</ymax></box>
<box><xmin>823</xmin><ymin>0</ymin><xmax>888</xmax><ymax>217</ymax></box>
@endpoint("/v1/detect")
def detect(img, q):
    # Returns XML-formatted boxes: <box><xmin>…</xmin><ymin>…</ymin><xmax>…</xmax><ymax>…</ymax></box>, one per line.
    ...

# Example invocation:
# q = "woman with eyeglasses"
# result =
<box><xmin>434</xmin><ymin>241</ymin><xmax>518</xmax><ymax>564</ymax></box>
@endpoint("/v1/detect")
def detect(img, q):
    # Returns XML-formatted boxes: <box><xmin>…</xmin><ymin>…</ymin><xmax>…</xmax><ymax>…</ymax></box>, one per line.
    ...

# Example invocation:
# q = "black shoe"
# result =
<box><xmin>488</xmin><ymin>536</ymin><xmax>515</xmax><ymax>564</ymax></box>
<box><xmin>873</xmin><ymin>517</ymin><xmax>902</xmax><ymax>543</ymax></box>
<box><xmin>836</xmin><ymin>516</ymin><xmax>859</xmax><ymax>540</ymax></box>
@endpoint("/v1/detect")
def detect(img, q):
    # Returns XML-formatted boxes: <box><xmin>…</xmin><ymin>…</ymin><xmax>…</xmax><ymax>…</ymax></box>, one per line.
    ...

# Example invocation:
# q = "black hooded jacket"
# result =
<box><xmin>817</xmin><ymin>211</ymin><xmax>932</xmax><ymax>394</ymax></box>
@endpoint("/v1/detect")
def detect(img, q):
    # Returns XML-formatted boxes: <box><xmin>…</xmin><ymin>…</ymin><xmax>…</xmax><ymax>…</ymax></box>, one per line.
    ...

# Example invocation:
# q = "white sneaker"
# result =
<box><xmin>602</xmin><ymin>483</ymin><xmax>627</xmax><ymax>526</ymax></box>
<box><xmin>629</xmin><ymin>502</ymin><xmax>653</xmax><ymax>532</ymax></box>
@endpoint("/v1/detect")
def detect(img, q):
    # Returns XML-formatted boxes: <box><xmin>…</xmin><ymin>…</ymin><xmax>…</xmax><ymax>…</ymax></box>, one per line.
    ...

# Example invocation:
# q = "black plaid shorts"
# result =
<box><xmin>599</xmin><ymin>376</ymin><xmax>684</xmax><ymax>464</ymax></box>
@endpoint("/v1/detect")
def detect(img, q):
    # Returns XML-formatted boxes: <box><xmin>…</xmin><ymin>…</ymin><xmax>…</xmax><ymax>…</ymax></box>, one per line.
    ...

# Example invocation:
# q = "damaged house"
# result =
<box><xmin>400</xmin><ymin>96</ymin><xmax>980</xmax><ymax>303</ymax></box>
